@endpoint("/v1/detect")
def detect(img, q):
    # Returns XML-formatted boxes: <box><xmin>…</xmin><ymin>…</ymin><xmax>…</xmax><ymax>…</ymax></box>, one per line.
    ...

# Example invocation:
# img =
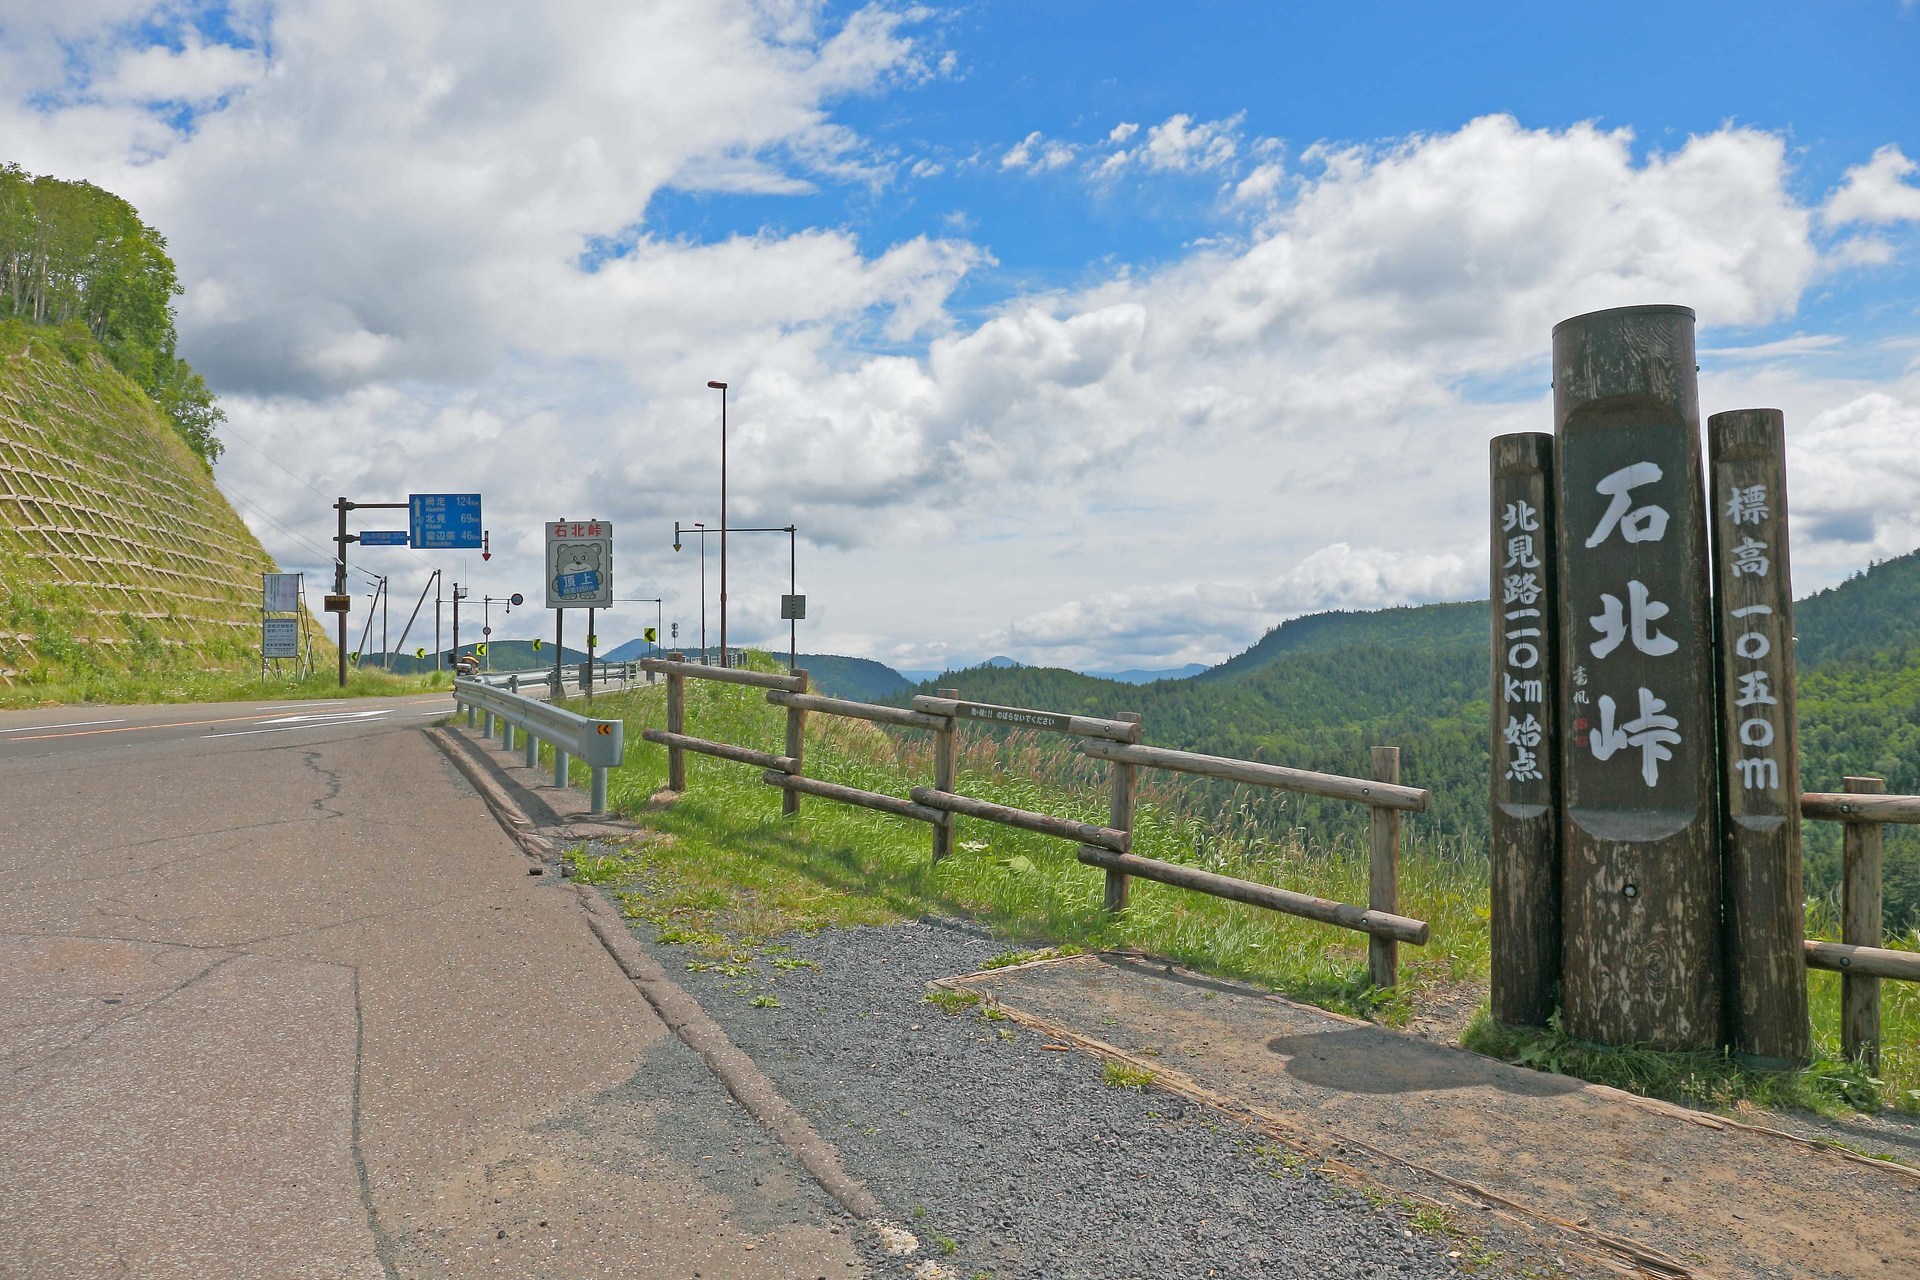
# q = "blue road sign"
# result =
<box><xmin>555</xmin><ymin>570</ymin><xmax>601</xmax><ymax>596</ymax></box>
<box><xmin>409</xmin><ymin>493</ymin><xmax>482</xmax><ymax>549</ymax></box>
<box><xmin>359</xmin><ymin>530</ymin><xmax>409</xmax><ymax>546</ymax></box>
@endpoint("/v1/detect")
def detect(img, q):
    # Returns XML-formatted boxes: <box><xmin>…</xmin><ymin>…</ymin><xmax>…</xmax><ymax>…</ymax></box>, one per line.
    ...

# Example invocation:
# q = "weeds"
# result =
<box><xmin>1101</xmin><ymin>1060</ymin><xmax>1155</xmax><ymax>1089</ymax></box>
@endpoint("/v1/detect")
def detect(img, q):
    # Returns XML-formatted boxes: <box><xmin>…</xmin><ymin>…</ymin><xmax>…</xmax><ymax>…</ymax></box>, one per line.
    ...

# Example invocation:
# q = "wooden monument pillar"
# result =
<box><xmin>1552</xmin><ymin>305</ymin><xmax>1722</xmax><ymax>1050</ymax></box>
<box><xmin>1489</xmin><ymin>432</ymin><xmax>1561</xmax><ymax>1028</ymax></box>
<box><xmin>1708</xmin><ymin>408</ymin><xmax>1810</xmax><ymax>1065</ymax></box>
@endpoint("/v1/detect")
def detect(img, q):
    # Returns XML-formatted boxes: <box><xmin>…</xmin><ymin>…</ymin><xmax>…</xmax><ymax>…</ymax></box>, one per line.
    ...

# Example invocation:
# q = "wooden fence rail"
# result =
<box><xmin>618</xmin><ymin>658</ymin><xmax>1430</xmax><ymax>991</ymax></box>
<box><xmin>1799</xmin><ymin>775</ymin><xmax>1919</xmax><ymax>1072</ymax></box>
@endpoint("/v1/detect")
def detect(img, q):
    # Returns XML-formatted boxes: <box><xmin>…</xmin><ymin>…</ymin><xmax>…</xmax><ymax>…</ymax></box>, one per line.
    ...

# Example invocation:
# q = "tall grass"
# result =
<box><xmin>578</xmin><ymin>654</ymin><xmax>1916</xmax><ymax>1114</ymax></box>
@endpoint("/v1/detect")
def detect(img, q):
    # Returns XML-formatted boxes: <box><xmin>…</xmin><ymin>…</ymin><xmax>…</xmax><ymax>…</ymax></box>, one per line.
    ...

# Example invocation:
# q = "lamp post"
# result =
<box><xmin>676</xmin><ymin>519</ymin><xmax>799</xmax><ymax>672</ymax></box>
<box><xmin>673</xmin><ymin>520</ymin><xmax>710</xmax><ymax>662</ymax></box>
<box><xmin>708</xmin><ymin>379</ymin><xmax>729</xmax><ymax>667</ymax></box>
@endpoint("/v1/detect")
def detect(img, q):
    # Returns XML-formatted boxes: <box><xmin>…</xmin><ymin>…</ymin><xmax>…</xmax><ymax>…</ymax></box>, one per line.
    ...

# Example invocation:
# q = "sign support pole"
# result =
<box><xmin>336</xmin><ymin>497</ymin><xmax>350</xmax><ymax>687</ymax></box>
<box><xmin>554</xmin><ymin>610</ymin><xmax>564</xmax><ymax>704</ymax></box>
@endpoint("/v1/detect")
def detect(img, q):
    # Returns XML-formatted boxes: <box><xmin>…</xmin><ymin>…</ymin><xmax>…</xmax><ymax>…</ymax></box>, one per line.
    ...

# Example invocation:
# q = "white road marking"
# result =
<box><xmin>254</xmin><ymin>710</ymin><xmax>394</xmax><ymax>726</ymax></box>
<box><xmin>0</xmin><ymin>718</ymin><xmax>127</xmax><ymax>734</ymax></box>
<box><xmin>203</xmin><ymin>709</ymin><xmax>396</xmax><ymax>739</ymax></box>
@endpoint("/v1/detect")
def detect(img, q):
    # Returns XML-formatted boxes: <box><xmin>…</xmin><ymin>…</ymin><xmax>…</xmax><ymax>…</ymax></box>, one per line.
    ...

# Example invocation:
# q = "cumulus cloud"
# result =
<box><xmin>2</xmin><ymin>2</ymin><xmax>1911</xmax><ymax>670</ymax></box>
<box><xmin>1822</xmin><ymin>144</ymin><xmax>1920</xmax><ymax>226</ymax></box>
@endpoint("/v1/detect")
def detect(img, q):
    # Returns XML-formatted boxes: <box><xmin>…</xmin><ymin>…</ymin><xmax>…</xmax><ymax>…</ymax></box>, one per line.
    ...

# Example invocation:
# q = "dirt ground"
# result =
<box><xmin>944</xmin><ymin>952</ymin><xmax>1920</xmax><ymax>1280</ymax></box>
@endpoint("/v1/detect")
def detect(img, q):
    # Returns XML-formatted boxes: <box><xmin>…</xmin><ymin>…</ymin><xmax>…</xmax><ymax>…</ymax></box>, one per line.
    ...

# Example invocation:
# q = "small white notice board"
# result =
<box><xmin>263</xmin><ymin>617</ymin><xmax>299</xmax><ymax>658</ymax></box>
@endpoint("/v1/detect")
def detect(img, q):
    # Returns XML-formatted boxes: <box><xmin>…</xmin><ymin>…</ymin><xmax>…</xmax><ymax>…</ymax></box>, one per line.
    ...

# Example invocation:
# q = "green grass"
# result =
<box><xmin>0</xmin><ymin>663</ymin><xmax>450</xmax><ymax>709</ymax></box>
<box><xmin>576</xmin><ymin>652</ymin><xmax>1919</xmax><ymax>1114</ymax></box>
<box><xmin>1101</xmin><ymin>1059</ymin><xmax>1156</xmax><ymax>1089</ymax></box>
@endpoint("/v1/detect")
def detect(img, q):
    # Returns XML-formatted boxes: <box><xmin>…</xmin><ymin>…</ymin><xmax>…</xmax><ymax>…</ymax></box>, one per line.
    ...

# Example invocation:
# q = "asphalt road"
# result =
<box><xmin>0</xmin><ymin>693</ymin><xmax>858</xmax><ymax>1279</ymax></box>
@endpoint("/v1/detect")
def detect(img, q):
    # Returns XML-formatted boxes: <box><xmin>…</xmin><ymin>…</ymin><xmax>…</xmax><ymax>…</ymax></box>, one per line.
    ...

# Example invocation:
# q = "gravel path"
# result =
<box><xmin>613</xmin><ymin>906</ymin><xmax>1472</xmax><ymax>1280</ymax></box>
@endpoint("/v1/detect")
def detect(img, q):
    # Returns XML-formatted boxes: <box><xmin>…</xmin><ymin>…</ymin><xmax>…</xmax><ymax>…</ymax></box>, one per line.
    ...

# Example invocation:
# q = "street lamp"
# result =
<box><xmin>672</xmin><ymin>520</ymin><xmax>710</xmax><ymax>663</ymax></box>
<box><xmin>708</xmin><ymin>379</ymin><xmax>729</xmax><ymax>667</ymax></box>
<box><xmin>676</xmin><ymin>519</ymin><xmax>799</xmax><ymax>672</ymax></box>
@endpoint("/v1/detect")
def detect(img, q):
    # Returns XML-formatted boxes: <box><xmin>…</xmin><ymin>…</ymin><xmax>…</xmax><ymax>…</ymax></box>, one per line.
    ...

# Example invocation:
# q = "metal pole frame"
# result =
<box><xmin>710</xmin><ymin>380</ymin><xmax>729</xmax><ymax>668</ymax></box>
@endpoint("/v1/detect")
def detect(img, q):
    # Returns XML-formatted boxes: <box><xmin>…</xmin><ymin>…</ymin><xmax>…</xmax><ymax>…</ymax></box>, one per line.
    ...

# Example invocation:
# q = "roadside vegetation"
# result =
<box><xmin>0</xmin><ymin>662</ymin><xmax>449</xmax><ymax>709</ymax></box>
<box><xmin>558</xmin><ymin>652</ymin><xmax>1917</xmax><ymax>1117</ymax></box>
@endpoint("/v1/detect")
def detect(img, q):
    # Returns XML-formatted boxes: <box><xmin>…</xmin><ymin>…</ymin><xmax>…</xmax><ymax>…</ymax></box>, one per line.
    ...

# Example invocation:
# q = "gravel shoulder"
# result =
<box><xmin>597</xmin><ymin>887</ymin><xmax>1507</xmax><ymax>1280</ymax></box>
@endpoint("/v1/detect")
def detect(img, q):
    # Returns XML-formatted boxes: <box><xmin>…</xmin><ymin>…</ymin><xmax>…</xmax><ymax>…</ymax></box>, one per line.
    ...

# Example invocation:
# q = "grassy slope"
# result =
<box><xmin>566</xmin><ymin>654</ymin><xmax>1914</xmax><ymax>1115</ymax></box>
<box><xmin>0</xmin><ymin>319</ymin><xmax>355</xmax><ymax>703</ymax></box>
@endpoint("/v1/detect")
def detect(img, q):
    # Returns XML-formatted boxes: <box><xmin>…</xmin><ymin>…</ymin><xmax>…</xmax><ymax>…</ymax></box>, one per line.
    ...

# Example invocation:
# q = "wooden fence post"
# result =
<box><xmin>782</xmin><ymin>669</ymin><xmax>809</xmax><ymax>817</ymax></box>
<box><xmin>1369</xmin><ymin>746</ymin><xmax>1402</xmax><ymax>991</ymax></box>
<box><xmin>1104</xmin><ymin>712</ymin><xmax>1143</xmax><ymax>912</ymax></box>
<box><xmin>1842</xmin><ymin>775</ymin><xmax>1886</xmax><ymax>1071</ymax></box>
<box><xmin>666</xmin><ymin>653</ymin><xmax>687</xmax><ymax>793</ymax></box>
<box><xmin>931</xmin><ymin>687</ymin><xmax>959</xmax><ymax>862</ymax></box>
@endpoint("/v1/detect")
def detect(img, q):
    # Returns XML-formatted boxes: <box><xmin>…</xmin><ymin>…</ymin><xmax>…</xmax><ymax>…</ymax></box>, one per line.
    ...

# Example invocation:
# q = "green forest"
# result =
<box><xmin>893</xmin><ymin>550</ymin><xmax>1920</xmax><ymax>932</ymax></box>
<box><xmin>0</xmin><ymin>165</ymin><xmax>223</xmax><ymax>466</ymax></box>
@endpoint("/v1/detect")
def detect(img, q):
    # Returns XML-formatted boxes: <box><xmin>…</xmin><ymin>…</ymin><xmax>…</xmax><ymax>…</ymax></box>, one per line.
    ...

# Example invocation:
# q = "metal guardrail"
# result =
<box><xmin>474</xmin><ymin>662</ymin><xmax>648</xmax><ymax>695</ymax></box>
<box><xmin>453</xmin><ymin>677</ymin><xmax>625</xmax><ymax>812</ymax></box>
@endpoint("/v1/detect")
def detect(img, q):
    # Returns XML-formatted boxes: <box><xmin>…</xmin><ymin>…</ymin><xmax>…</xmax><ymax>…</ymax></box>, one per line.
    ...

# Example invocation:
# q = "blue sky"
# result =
<box><xmin>4</xmin><ymin>1</ymin><xmax>1919</xmax><ymax>670</ymax></box>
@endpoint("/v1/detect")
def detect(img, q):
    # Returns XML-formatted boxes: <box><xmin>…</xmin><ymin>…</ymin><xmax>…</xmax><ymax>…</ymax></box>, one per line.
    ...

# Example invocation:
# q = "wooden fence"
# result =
<box><xmin>637</xmin><ymin>655</ymin><xmax>1431</xmax><ymax>990</ymax></box>
<box><xmin>1799</xmin><ymin>778</ymin><xmax>1920</xmax><ymax>1071</ymax></box>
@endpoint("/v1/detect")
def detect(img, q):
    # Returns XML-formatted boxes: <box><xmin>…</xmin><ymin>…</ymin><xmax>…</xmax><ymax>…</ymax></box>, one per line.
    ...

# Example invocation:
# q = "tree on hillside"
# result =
<box><xmin>0</xmin><ymin>164</ymin><xmax>223</xmax><ymax>466</ymax></box>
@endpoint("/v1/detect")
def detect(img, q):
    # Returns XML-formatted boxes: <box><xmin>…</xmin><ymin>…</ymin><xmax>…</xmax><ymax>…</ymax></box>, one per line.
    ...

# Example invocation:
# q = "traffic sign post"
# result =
<box><xmin>410</xmin><ymin>494</ymin><xmax>483</xmax><ymax>549</ymax></box>
<box><xmin>545</xmin><ymin>520</ymin><xmax>614</xmax><ymax>608</ymax></box>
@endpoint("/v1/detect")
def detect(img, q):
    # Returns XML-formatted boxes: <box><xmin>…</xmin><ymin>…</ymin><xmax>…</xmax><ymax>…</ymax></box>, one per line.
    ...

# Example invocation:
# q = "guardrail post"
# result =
<box><xmin>591</xmin><ymin>765</ymin><xmax>608</xmax><ymax>813</ymax></box>
<box><xmin>555</xmin><ymin>743</ymin><xmax>570</xmax><ymax>789</ymax></box>
<box><xmin>1369</xmin><ymin>746</ymin><xmax>1402</xmax><ymax>991</ymax></box>
<box><xmin>465</xmin><ymin>701</ymin><xmax>476</xmax><ymax>727</ymax></box>
<box><xmin>509</xmin><ymin>674</ymin><xmax>518</xmax><ymax>694</ymax></box>
<box><xmin>1104</xmin><ymin>712</ymin><xmax>1143</xmax><ymax>912</ymax></box>
<box><xmin>782</xmin><ymin>669</ymin><xmax>809</xmax><ymax>818</ymax></box>
<box><xmin>666</xmin><ymin>653</ymin><xmax>687</xmax><ymax>792</ymax></box>
<box><xmin>524</xmin><ymin>728</ymin><xmax>539</xmax><ymax>769</ymax></box>
<box><xmin>1842</xmin><ymin>775</ymin><xmax>1886</xmax><ymax>1070</ymax></box>
<box><xmin>483</xmin><ymin>709</ymin><xmax>494</xmax><ymax>737</ymax></box>
<box><xmin>931</xmin><ymin>688</ymin><xmax>959</xmax><ymax>862</ymax></box>
<box><xmin>503</xmin><ymin>721</ymin><xmax>515</xmax><ymax>752</ymax></box>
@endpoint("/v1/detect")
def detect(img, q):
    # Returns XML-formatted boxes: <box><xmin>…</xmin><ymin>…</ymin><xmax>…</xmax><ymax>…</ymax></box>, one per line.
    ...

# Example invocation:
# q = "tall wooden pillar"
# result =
<box><xmin>1490</xmin><ymin>432</ymin><xmax>1561</xmax><ymax>1028</ymax></box>
<box><xmin>1708</xmin><ymin>409</ymin><xmax>1810</xmax><ymax>1066</ymax></box>
<box><xmin>1552</xmin><ymin>304</ymin><xmax>1722</xmax><ymax>1050</ymax></box>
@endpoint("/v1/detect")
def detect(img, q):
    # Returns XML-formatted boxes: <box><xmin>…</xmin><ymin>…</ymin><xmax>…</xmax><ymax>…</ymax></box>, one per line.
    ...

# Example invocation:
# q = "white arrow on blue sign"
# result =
<box><xmin>409</xmin><ymin>494</ymin><xmax>483</xmax><ymax>549</ymax></box>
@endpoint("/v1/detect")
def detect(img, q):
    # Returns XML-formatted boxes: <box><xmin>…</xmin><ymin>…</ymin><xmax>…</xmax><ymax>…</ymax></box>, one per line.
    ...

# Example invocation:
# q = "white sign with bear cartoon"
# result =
<box><xmin>545</xmin><ymin>519</ymin><xmax>614</xmax><ymax>609</ymax></box>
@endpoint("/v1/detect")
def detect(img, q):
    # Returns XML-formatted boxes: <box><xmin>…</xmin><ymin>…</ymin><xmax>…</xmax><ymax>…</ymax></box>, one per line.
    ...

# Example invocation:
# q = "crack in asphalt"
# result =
<box><xmin>350</xmin><ymin>969</ymin><xmax>402</xmax><ymax>1280</ymax></box>
<box><xmin>8</xmin><ymin>950</ymin><xmax>244</xmax><ymax>1091</ymax></box>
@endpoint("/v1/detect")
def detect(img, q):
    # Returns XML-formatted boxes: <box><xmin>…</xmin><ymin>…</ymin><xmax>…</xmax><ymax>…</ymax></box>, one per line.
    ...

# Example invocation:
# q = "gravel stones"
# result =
<box><xmin>616</xmin><ymin>908</ymin><xmax>1466</xmax><ymax>1280</ymax></box>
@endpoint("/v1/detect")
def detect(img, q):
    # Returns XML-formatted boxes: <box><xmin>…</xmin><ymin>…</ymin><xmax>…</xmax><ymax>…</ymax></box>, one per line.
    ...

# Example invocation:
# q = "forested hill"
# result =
<box><xmin>0</xmin><ymin>165</ymin><xmax>223</xmax><ymax>466</ymax></box>
<box><xmin>900</xmin><ymin>549</ymin><xmax>1920</xmax><ymax>927</ymax></box>
<box><xmin>1197</xmin><ymin>600</ymin><xmax>1489</xmax><ymax>682</ymax></box>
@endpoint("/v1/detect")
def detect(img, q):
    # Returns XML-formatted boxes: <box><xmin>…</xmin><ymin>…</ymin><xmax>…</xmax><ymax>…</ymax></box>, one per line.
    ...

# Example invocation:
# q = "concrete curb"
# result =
<box><xmin>572</xmin><ymin>888</ymin><xmax>884</xmax><ymax>1220</ymax></box>
<box><xmin>424</xmin><ymin>723</ymin><xmax>884</xmax><ymax>1222</ymax></box>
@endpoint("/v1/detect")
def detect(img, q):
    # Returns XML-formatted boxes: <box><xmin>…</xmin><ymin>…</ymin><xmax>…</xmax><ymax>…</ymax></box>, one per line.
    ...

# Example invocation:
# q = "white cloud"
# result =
<box><xmin>1822</xmin><ymin>144</ymin><xmax>1920</xmax><ymax>226</ymax></box>
<box><xmin>4</xmin><ymin>3</ymin><xmax>1913</xmax><ymax>672</ymax></box>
